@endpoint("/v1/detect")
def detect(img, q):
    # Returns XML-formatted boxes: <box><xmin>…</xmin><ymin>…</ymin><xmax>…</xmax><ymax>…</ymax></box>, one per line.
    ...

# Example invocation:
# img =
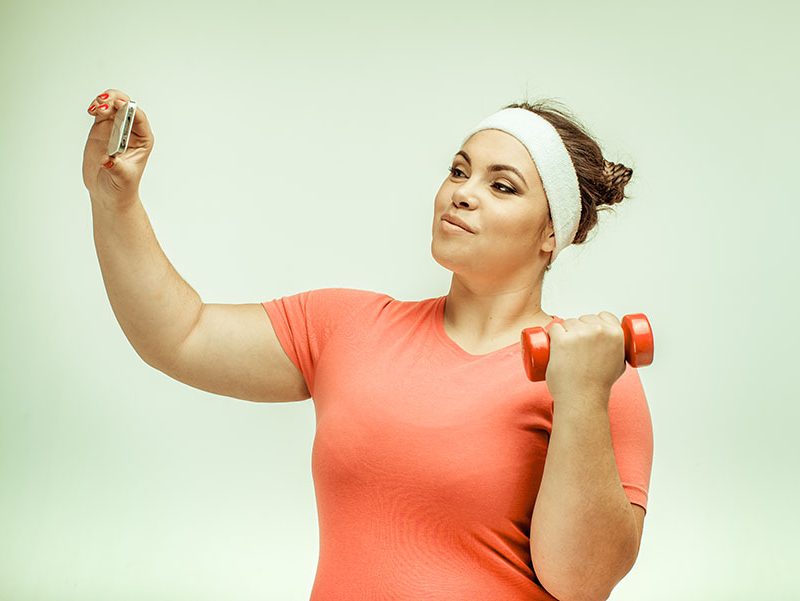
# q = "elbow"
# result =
<box><xmin>536</xmin><ymin>550</ymin><xmax>638</xmax><ymax>601</ymax></box>
<box><xmin>138</xmin><ymin>343</ymin><xmax>180</xmax><ymax>374</ymax></box>
<box><xmin>140</xmin><ymin>350</ymin><xmax>168</xmax><ymax>372</ymax></box>
<box><xmin>540</xmin><ymin>583</ymin><xmax>612</xmax><ymax>601</ymax></box>
<box><xmin>538</xmin><ymin>583</ymin><xmax>608</xmax><ymax>601</ymax></box>
<box><xmin>535</xmin><ymin>566</ymin><xmax>597</xmax><ymax>601</ymax></box>
<box><xmin>575</xmin><ymin>586</ymin><xmax>614</xmax><ymax>601</ymax></box>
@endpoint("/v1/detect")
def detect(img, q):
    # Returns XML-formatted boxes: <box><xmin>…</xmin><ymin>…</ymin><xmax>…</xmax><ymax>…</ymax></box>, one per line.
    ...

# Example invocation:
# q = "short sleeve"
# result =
<box><xmin>608</xmin><ymin>364</ymin><xmax>654</xmax><ymax>514</ymax></box>
<box><xmin>260</xmin><ymin>287</ymin><xmax>378</xmax><ymax>398</ymax></box>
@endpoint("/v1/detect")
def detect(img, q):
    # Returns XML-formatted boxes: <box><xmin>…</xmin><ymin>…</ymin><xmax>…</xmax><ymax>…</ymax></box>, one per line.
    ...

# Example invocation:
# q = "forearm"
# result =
<box><xmin>530</xmin><ymin>395</ymin><xmax>638</xmax><ymax>601</ymax></box>
<box><xmin>91</xmin><ymin>195</ymin><xmax>203</xmax><ymax>368</ymax></box>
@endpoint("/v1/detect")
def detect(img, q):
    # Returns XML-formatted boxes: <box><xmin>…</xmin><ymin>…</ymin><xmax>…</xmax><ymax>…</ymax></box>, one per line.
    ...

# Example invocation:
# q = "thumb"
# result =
<box><xmin>102</xmin><ymin>154</ymin><xmax>116</xmax><ymax>169</ymax></box>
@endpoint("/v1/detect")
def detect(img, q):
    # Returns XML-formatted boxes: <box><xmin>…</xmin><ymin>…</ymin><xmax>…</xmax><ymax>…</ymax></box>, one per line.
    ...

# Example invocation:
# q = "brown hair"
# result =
<box><xmin>502</xmin><ymin>98</ymin><xmax>634</xmax><ymax>272</ymax></box>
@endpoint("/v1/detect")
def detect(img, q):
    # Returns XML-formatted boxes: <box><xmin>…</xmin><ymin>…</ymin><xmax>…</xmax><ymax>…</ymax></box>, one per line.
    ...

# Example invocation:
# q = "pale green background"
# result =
<box><xmin>1</xmin><ymin>0</ymin><xmax>798</xmax><ymax>598</ymax></box>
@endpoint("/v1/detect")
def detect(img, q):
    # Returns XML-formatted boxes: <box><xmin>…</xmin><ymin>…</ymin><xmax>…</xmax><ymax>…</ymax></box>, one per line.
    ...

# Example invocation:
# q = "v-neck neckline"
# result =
<box><xmin>433</xmin><ymin>295</ymin><xmax>560</xmax><ymax>360</ymax></box>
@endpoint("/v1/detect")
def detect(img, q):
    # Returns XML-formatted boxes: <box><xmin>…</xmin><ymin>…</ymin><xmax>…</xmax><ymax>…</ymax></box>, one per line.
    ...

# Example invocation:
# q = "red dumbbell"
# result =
<box><xmin>520</xmin><ymin>313</ymin><xmax>654</xmax><ymax>382</ymax></box>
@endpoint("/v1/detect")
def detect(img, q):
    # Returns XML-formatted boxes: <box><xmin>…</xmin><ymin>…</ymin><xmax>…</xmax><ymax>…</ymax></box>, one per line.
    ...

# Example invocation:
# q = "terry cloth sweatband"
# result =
<box><xmin>461</xmin><ymin>107</ymin><xmax>581</xmax><ymax>265</ymax></box>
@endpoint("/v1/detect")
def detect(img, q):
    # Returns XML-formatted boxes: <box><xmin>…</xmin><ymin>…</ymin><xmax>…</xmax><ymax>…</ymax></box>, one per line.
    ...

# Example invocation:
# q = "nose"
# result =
<box><xmin>451</xmin><ymin>182</ymin><xmax>476</xmax><ymax>208</ymax></box>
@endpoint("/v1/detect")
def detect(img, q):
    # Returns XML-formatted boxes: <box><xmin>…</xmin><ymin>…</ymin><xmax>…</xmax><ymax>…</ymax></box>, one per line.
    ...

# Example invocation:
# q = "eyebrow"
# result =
<box><xmin>454</xmin><ymin>150</ymin><xmax>528</xmax><ymax>188</ymax></box>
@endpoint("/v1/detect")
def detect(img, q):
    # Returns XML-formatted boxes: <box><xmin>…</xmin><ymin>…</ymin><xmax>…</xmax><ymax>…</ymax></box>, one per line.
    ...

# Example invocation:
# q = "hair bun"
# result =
<box><xmin>602</xmin><ymin>159</ymin><xmax>633</xmax><ymax>205</ymax></box>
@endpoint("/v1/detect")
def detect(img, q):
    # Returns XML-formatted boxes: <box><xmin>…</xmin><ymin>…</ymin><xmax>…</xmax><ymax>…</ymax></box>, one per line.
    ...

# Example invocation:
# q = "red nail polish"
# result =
<box><xmin>89</xmin><ymin>105</ymin><xmax>96</xmax><ymax>112</ymax></box>
<box><xmin>98</xmin><ymin>104</ymin><xmax>108</xmax><ymax>110</ymax></box>
<box><xmin>99</xmin><ymin>93</ymin><xmax>109</xmax><ymax>100</ymax></box>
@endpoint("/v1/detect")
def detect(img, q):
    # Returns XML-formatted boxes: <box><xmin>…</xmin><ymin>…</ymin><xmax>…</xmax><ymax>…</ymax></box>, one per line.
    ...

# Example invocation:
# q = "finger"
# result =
<box><xmin>87</xmin><ymin>88</ymin><xmax>129</xmax><ymax>119</ymax></box>
<box><xmin>558</xmin><ymin>318</ymin><xmax>579</xmax><ymax>332</ymax></box>
<box><xmin>597</xmin><ymin>311</ymin><xmax>620</xmax><ymax>326</ymax></box>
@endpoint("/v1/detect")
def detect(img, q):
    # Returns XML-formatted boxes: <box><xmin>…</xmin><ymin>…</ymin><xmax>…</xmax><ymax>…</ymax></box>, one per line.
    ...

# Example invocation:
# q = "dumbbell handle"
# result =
<box><xmin>520</xmin><ymin>313</ymin><xmax>654</xmax><ymax>382</ymax></box>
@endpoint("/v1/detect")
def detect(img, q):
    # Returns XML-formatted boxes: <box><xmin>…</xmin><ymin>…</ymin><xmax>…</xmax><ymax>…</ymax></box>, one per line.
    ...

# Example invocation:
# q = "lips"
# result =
<box><xmin>441</xmin><ymin>214</ymin><xmax>475</xmax><ymax>233</ymax></box>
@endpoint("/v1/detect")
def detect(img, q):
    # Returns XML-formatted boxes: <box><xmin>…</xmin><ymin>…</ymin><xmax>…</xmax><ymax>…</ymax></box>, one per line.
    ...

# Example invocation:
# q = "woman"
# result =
<box><xmin>84</xmin><ymin>91</ymin><xmax>653</xmax><ymax>601</ymax></box>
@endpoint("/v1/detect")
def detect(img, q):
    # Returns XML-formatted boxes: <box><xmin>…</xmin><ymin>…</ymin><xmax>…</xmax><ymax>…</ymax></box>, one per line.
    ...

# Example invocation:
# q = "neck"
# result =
<box><xmin>443</xmin><ymin>277</ymin><xmax>551</xmax><ymax>342</ymax></box>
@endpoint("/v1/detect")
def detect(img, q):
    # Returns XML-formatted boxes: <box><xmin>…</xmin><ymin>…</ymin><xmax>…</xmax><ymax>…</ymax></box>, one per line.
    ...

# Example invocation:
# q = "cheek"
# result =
<box><xmin>488</xmin><ymin>209</ymin><xmax>528</xmax><ymax>233</ymax></box>
<box><xmin>491</xmin><ymin>215</ymin><xmax>542</xmax><ymax>250</ymax></box>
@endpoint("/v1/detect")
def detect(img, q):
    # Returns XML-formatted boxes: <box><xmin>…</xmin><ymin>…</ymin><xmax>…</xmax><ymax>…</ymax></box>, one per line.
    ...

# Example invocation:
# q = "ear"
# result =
<box><xmin>541</xmin><ymin>219</ymin><xmax>556</xmax><ymax>253</ymax></box>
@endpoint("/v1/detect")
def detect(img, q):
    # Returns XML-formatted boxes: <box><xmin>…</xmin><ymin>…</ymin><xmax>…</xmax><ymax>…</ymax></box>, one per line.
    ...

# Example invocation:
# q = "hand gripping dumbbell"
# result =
<box><xmin>520</xmin><ymin>313</ymin><xmax>654</xmax><ymax>382</ymax></box>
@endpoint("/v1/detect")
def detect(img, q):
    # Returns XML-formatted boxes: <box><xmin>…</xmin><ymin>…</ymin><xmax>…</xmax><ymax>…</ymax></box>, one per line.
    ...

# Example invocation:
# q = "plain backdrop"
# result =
<box><xmin>1</xmin><ymin>0</ymin><xmax>798</xmax><ymax>599</ymax></box>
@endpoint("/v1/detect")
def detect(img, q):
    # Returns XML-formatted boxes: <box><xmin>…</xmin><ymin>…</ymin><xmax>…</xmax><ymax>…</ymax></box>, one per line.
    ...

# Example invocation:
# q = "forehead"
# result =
<box><xmin>460</xmin><ymin>129</ymin><xmax>543</xmax><ymax>187</ymax></box>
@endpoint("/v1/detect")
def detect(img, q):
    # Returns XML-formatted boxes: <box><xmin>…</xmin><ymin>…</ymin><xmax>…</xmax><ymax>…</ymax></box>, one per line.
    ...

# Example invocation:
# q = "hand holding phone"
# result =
<box><xmin>82</xmin><ymin>89</ymin><xmax>155</xmax><ymax>210</ymax></box>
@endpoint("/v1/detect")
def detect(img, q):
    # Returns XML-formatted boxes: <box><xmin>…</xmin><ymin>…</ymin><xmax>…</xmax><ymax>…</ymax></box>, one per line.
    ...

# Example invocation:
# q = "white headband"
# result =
<box><xmin>460</xmin><ymin>107</ymin><xmax>581</xmax><ymax>265</ymax></box>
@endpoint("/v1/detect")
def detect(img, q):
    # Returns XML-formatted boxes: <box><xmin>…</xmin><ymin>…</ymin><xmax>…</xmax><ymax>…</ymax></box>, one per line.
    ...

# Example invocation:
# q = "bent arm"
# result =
<box><xmin>91</xmin><ymin>195</ymin><xmax>203</xmax><ymax>368</ymax></box>
<box><xmin>530</xmin><ymin>398</ymin><xmax>641</xmax><ymax>601</ymax></box>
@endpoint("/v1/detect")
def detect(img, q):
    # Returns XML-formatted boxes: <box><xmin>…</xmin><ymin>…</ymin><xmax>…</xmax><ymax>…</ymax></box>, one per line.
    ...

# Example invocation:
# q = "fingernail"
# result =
<box><xmin>98</xmin><ymin>93</ymin><xmax>109</xmax><ymax>100</ymax></box>
<box><xmin>88</xmin><ymin>104</ymin><xmax>96</xmax><ymax>112</ymax></box>
<box><xmin>103</xmin><ymin>159</ymin><xmax>114</xmax><ymax>168</ymax></box>
<box><xmin>98</xmin><ymin>104</ymin><xmax>109</xmax><ymax>111</ymax></box>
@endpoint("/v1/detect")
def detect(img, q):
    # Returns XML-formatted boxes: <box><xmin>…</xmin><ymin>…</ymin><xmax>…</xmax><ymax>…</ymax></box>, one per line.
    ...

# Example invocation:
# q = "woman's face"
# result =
<box><xmin>431</xmin><ymin>129</ymin><xmax>555</xmax><ymax>284</ymax></box>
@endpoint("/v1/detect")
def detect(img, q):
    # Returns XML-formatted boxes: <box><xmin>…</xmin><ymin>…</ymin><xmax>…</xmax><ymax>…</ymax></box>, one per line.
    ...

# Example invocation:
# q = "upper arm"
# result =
<box><xmin>608</xmin><ymin>365</ymin><xmax>653</xmax><ymax>516</ymax></box>
<box><xmin>631</xmin><ymin>503</ymin><xmax>645</xmax><ymax>556</ymax></box>
<box><xmin>154</xmin><ymin>302</ymin><xmax>310</xmax><ymax>403</ymax></box>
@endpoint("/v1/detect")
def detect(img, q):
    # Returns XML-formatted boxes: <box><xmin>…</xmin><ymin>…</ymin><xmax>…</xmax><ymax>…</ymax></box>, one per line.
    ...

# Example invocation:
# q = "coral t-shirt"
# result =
<box><xmin>261</xmin><ymin>287</ymin><xmax>653</xmax><ymax>600</ymax></box>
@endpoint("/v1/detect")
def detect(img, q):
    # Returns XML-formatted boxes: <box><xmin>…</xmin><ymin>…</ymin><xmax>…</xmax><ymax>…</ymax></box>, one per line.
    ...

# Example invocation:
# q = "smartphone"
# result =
<box><xmin>107</xmin><ymin>99</ymin><xmax>137</xmax><ymax>157</ymax></box>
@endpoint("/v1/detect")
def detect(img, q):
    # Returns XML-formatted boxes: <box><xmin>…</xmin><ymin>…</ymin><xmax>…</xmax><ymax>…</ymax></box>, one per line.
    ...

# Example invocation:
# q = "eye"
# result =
<box><xmin>447</xmin><ymin>166</ymin><xmax>517</xmax><ymax>195</ymax></box>
<box><xmin>493</xmin><ymin>182</ymin><xmax>517</xmax><ymax>194</ymax></box>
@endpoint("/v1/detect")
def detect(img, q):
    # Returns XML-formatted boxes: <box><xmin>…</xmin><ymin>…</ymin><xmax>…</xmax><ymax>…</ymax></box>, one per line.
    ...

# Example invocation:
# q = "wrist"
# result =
<box><xmin>552</xmin><ymin>388</ymin><xmax>611</xmax><ymax>418</ymax></box>
<box><xmin>90</xmin><ymin>193</ymin><xmax>141</xmax><ymax>214</ymax></box>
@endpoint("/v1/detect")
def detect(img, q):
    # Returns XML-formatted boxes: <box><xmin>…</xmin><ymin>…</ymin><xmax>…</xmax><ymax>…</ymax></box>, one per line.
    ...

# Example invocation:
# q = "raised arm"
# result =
<box><xmin>84</xmin><ymin>89</ymin><xmax>308</xmax><ymax>403</ymax></box>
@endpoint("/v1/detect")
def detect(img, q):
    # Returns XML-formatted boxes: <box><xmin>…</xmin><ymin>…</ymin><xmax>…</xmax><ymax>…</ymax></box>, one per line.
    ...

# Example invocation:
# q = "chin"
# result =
<box><xmin>431</xmin><ymin>241</ymin><xmax>465</xmax><ymax>272</ymax></box>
